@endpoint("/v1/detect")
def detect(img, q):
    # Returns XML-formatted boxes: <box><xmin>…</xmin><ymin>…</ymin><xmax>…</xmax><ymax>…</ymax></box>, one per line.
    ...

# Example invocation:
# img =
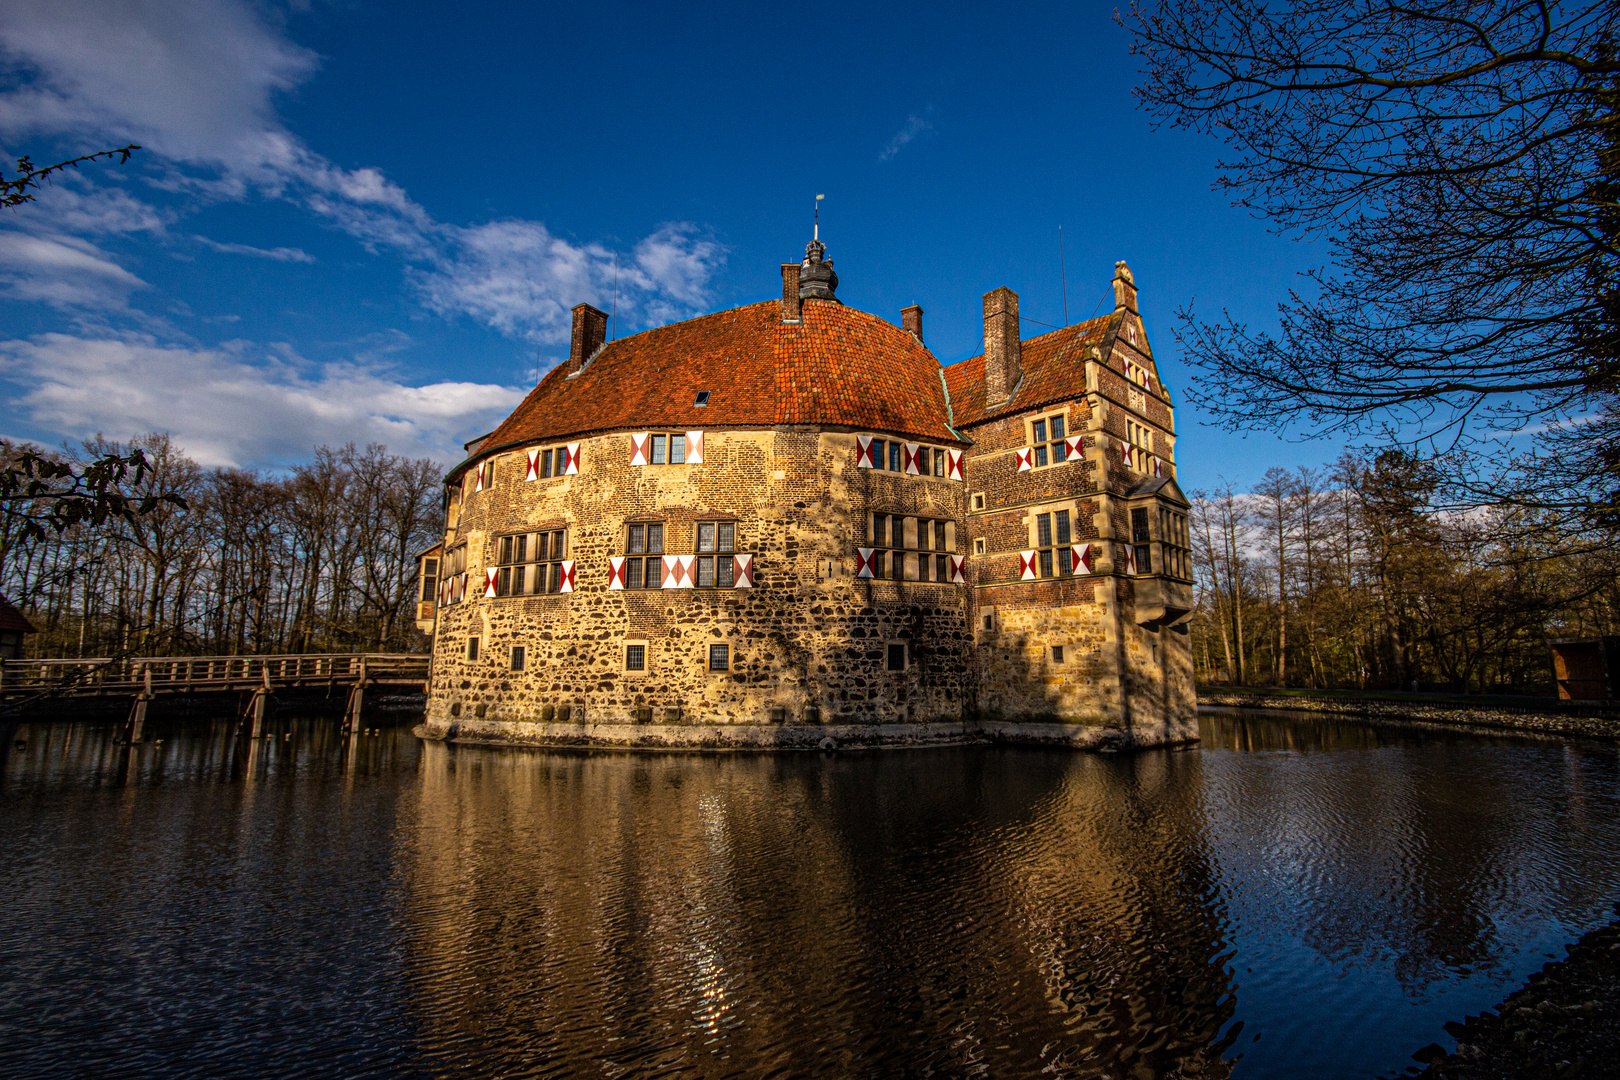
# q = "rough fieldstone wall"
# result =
<box><xmin>425</xmin><ymin>429</ymin><xmax>974</xmax><ymax>731</ymax></box>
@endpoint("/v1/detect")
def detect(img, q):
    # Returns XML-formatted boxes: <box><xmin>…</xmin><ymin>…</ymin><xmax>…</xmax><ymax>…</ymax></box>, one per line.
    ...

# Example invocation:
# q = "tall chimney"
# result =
<box><xmin>1112</xmin><ymin>261</ymin><xmax>1138</xmax><ymax>313</ymax></box>
<box><xmin>901</xmin><ymin>304</ymin><xmax>924</xmax><ymax>343</ymax></box>
<box><xmin>983</xmin><ymin>287</ymin><xmax>1021</xmax><ymax>405</ymax></box>
<box><xmin>781</xmin><ymin>263</ymin><xmax>802</xmax><ymax>322</ymax></box>
<box><xmin>568</xmin><ymin>303</ymin><xmax>609</xmax><ymax>375</ymax></box>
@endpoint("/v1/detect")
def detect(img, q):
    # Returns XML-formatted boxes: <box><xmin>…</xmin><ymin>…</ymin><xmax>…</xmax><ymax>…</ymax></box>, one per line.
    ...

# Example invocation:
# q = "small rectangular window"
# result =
<box><xmin>697</xmin><ymin>555</ymin><xmax>715</xmax><ymax>587</ymax></box>
<box><xmin>709</xmin><ymin>643</ymin><xmax>730</xmax><ymax>671</ymax></box>
<box><xmin>651</xmin><ymin>433</ymin><xmax>667</xmax><ymax>464</ymax></box>
<box><xmin>626</xmin><ymin>644</ymin><xmax>646</xmax><ymax>671</ymax></box>
<box><xmin>889</xmin><ymin>442</ymin><xmax>901</xmax><ymax>471</ymax></box>
<box><xmin>982</xmin><ymin>613</ymin><xmax>993</xmax><ymax>631</ymax></box>
<box><xmin>973</xmin><ymin>493</ymin><xmax>985</xmax><ymax>510</ymax></box>
<box><xmin>1131</xmin><ymin>508</ymin><xmax>1151</xmax><ymax>543</ymax></box>
<box><xmin>1052</xmin><ymin>645</ymin><xmax>1064</xmax><ymax>664</ymax></box>
<box><xmin>872</xmin><ymin>514</ymin><xmax>886</xmax><ymax>547</ymax></box>
<box><xmin>420</xmin><ymin>558</ymin><xmax>439</xmax><ymax>602</ymax></box>
<box><xmin>933</xmin><ymin>448</ymin><xmax>945</xmax><ymax>475</ymax></box>
<box><xmin>917</xmin><ymin>448</ymin><xmax>930</xmax><ymax>476</ymax></box>
<box><xmin>1036</xmin><ymin>513</ymin><xmax>1053</xmax><ymax>548</ymax></box>
<box><xmin>1056</xmin><ymin>510</ymin><xmax>1071</xmax><ymax>545</ymax></box>
<box><xmin>1032</xmin><ymin>419</ymin><xmax>1047</xmax><ymax>443</ymax></box>
<box><xmin>1051</xmin><ymin>415</ymin><xmax>1065</xmax><ymax>441</ymax></box>
<box><xmin>974</xmin><ymin>538</ymin><xmax>986</xmax><ymax>555</ymax></box>
<box><xmin>467</xmin><ymin>637</ymin><xmax>479</xmax><ymax>661</ymax></box>
<box><xmin>698</xmin><ymin>522</ymin><xmax>716</xmax><ymax>552</ymax></box>
<box><xmin>935</xmin><ymin>553</ymin><xmax>947</xmax><ymax>580</ymax></box>
<box><xmin>694</xmin><ymin>390</ymin><xmax>711</xmax><ymax>406</ymax></box>
<box><xmin>1034</xmin><ymin>444</ymin><xmax>1048</xmax><ymax>467</ymax></box>
<box><xmin>934</xmin><ymin>520</ymin><xmax>946</xmax><ymax>550</ymax></box>
<box><xmin>886</xmin><ymin>643</ymin><xmax>907</xmax><ymax>671</ymax></box>
<box><xmin>717</xmin><ymin>522</ymin><xmax>734</xmax><ymax>552</ymax></box>
<box><xmin>670</xmin><ymin>433</ymin><xmax>686</xmax><ymax>463</ymax></box>
<box><xmin>510</xmin><ymin>646</ymin><xmax>526</xmax><ymax>671</ymax></box>
<box><xmin>541</xmin><ymin>448</ymin><xmax>553</xmax><ymax>478</ymax></box>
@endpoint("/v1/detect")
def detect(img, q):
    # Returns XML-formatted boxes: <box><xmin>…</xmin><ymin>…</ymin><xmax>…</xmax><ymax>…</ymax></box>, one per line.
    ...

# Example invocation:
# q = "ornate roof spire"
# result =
<box><xmin>799</xmin><ymin>194</ymin><xmax>839</xmax><ymax>302</ymax></box>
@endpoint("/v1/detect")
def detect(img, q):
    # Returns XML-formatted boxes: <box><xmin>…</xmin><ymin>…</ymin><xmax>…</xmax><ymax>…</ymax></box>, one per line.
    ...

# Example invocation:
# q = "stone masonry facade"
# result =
<box><xmin>417</xmin><ymin>244</ymin><xmax>1196</xmax><ymax>751</ymax></box>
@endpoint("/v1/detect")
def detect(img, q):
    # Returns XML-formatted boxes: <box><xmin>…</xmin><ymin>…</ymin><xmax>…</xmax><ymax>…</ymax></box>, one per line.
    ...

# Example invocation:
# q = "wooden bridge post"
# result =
<box><xmin>344</xmin><ymin>656</ymin><xmax>367</xmax><ymax>732</ymax></box>
<box><xmin>127</xmin><ymin>693</ymin><xmax>150</xmax><ymax>742</ymax></box>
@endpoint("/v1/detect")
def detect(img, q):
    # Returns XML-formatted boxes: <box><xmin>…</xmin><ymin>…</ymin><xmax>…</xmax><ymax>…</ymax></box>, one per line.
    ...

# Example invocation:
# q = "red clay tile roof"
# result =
<box><xmin>466</xmin><ymin>299</ymin><xmax>961</xmax><ymax>471</ymax></box>
<box><xmin>943</xmin><ymin>315</ymin><xmax>1114</xmax><ymax>428</ymax></box>
<box><xmin>0</xmin><ymin>594</ymin><xmax>36</xmax><ymax>635</ymax></box>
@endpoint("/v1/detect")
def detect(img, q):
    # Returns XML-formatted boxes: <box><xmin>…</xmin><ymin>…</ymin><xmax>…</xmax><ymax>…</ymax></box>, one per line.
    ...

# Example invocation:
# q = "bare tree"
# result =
<box><xmin>1122</xmin><ymin>0</ymin><xmax>1620</xmax><ymax>524</ymax></box>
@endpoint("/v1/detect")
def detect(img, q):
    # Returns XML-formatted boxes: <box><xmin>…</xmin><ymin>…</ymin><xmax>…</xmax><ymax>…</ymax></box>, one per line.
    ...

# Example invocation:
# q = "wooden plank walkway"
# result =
<box><xmin>0</xmin><ymin>653</ymin><xmax>429</xmax><ymax>699</ymax></box>
<box><xmin>0</xmin><ymin>653</ymin><xmax>430</xmax><ymax>738</ymax></box>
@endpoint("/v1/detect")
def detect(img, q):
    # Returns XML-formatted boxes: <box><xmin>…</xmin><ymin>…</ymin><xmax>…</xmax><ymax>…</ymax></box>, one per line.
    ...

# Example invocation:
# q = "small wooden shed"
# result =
<box><xmin>0</xmin><ymin>595</ymin><xmax>36</xmax><ymax>660</ymax></box>
<box><xmin>1550</xmin><ymin>637</ymin><xmax>1620</xmax><ymax>701</ymax></box>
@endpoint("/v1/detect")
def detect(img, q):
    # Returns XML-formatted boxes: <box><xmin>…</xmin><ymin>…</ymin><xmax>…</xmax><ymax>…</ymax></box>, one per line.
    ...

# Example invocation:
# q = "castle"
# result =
<box><xmin>414</xmin><ymin>235</ymin><xmax>1195</xmax><ymax>750</ymax></box>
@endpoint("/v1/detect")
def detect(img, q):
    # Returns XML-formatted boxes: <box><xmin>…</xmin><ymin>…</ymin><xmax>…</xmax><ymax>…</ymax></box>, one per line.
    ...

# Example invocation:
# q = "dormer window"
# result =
<box><xmin>694</xmin><ymin>390</ymin><xmax>711</xmax><ymax>406</ymax></box>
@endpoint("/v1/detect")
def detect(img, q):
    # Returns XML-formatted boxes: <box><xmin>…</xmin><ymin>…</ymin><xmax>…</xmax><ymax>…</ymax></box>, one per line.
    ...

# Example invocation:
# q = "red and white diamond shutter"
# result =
<box><xmin>1019</xmin><ymin>550</ymin><xmax>1039</xmax><ymax>580</ymax></box>
<box><xmin>1072</xmin><ymin>543</ymin><xmax>1095</xmax><ymax>575</ymax></box>
<box><xmin>484</xmin><ymin>568</ymin><xmax>498</xmax><ymax>598</ymax></box>
<box><xmin>473</xmin><ymin>465</ymin><xmax>485</xmax><ymax>493</ymax></box>
<box><xmin>1064</xmin><ymin>435</ymin><xmax>1083</xmax><ymax>460</ymax></box>
<box><xmin>525</xmin><ymin>449</ymin><xmax>541</xmax><ymax>481</ymax></box>
<box><xmin>733</xmin><ymin>553</ymin><xmax>754</xmax><ymax>588</ymax></box>
<box><xmin>1016</xmin><ymin>448</ymin><xmax>1034</xmax><ymax>472</ymax></box>
<box><xmin>856</xmin><ymin>435</ymin><xmax>876</xmax><ymax>469</ymax></box>
<box><xmin>947</xmin><ymin>449</ymin><xmax>964</xmax><ymax>481</ymax></box>
<box><xmin>855</xmin><ymin>547</ymin><xmax>876</xmax><ymax>578</ymax></box>
<box><xmin>949</xmin><ymin>554</ymin><xmax>967</xmax><ymax>584</ymax></box>
<box><xmin>558</xmin><ymin>560</ymin><xmax>575</xmax><ymax>593</ymax></box>
<box><xmin>1152</xmin><ymin>456</ymin><xmax>1165</xmax><ymax>477</ymax></box>
<box><xmin>1118</xmin><ymin>545</ymin><xmax>1135</xmax><ymax>574</ymax></box>
<box><xmin>628</xmin><ymin>433</ymin><xmax>650</xmax><ymax>467</ymax></box>
<box><xmin>662</xmin><ymin>554</ymin><xmax>693</xmax><ymax>589</ymax></box>
<box><xmin>563</xmin><ymin>442</ymin><xmax>580</xmax><ymax>475</ymax></box>
<box><xmin>904</xmin><ymin>443</ymin><xmax>921</xmax><ymax>475</ymax></box>
<box><xmin>607</xmin><ymin>557</ymin><xmax>626</xmax><ymax>590</ymax></box>
<box><xmin>686</xmin><ymin>431</ymin><xmax>704</xmax><ymax>464</ymax></box>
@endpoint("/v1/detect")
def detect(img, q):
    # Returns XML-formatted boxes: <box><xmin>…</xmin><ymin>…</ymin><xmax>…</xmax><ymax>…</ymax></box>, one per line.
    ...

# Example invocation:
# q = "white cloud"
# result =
<box><xmin>0</xmin><ymin>332</ymin><xmax>526</xmax><ymax>466</ymax></box>
<box><xmin>26</xmin><ymin>180</ymin><xmax>170</xmax><ymax>234</ymax></box>
<box><xmin>0</xmin><ymin>1</ymin><xmax>727</xmax><ymax>342</ymax></box>
<box><xmin>879</xmin><ymin>113</ymin><xmax>935</xmax><ymax>161</ymax></box>
<box><xmin>193</xmin><ymin>234</ymin><xmax>313</xmax><ymax>262</ymax></box>
<box><xmin>0</xmin><ymin>229</ymin><xmax>145</xmax><ymax>307</ymax></box>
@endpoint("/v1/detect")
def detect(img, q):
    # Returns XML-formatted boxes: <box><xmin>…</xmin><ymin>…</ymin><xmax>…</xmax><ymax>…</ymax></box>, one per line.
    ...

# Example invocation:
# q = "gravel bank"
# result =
<box><xmin>1198</xmin><ymin>688</ymin><xmax>1620</xmax><ymax>741</ymax></box>
<box><xmin>1410</xmin><ymin>914</ymin><xmax>1620</xmax><ymax>1079</ymax></box>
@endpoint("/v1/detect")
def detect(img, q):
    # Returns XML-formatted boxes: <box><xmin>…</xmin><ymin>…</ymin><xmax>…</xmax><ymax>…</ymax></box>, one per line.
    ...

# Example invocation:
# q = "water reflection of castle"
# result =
<box><xmin>400</xmin><ymin>744</ymin><xmax>1236</xmax><ymax>1075</ymax></box>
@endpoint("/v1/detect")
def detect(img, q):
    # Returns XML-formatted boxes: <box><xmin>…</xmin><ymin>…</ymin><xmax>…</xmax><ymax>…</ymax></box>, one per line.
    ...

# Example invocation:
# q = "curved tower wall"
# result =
<box><xmin>422</xmin><ymin>427</ymin><xmax>975</xmax><ymax>745</ymax></box>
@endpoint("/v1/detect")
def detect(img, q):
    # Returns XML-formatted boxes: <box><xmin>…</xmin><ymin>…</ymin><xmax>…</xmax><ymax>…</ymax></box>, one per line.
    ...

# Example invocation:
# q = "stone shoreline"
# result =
<box><xmin>1198</xmin><ymin>688</ymin><xmax>1620</xmax><ymax>741</ymax></box>
<box><xmin>1409</xmin><ymin>912</ymin><xmax>1620</xmax><ymax>1079</ymax></box>
<box><xmin>414</xmin><ymin>715</ymin><xmax>1200</xmax><ymax>752</ymax></box>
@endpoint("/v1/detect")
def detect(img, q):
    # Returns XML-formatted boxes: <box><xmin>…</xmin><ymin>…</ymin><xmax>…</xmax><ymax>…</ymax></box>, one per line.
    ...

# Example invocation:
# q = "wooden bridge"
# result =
<box><xmin>0</xmin><ymin>652</ymin><xmax>430</xmax><ymax>738</ymax></box>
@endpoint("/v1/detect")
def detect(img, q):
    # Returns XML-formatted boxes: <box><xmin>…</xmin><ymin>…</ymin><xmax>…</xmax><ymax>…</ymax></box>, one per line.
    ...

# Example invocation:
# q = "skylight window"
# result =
<box><xmin>694</xmin><ymin>391</ymin><xmax>710</xmax><ymax>406</ymax></box>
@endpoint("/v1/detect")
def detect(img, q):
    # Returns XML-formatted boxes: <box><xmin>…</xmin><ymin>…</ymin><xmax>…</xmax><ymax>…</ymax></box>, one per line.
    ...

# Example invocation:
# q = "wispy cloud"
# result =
<box><xmin>193</xmin><ymin>234</ymin><xmax>314</xmax><ymax>262</ymax></box>
<box><xmin>879</xmin><ymin>112</ymin><xmax>935</xmax><ymax>162</ymax></box>
<box><xmin>0</xmin><ymin>331</ymin><xmax>526</xmax><ymax>466</ymax></box>
<box><xmin>0</xmin><ymin>0</ymin><xmax>727</xmax><ymax>344</ymax></box>
<box><xmin>0</xmin><ymin>230</ymin><xmax>146</xmax><ymax>308</ymax></box>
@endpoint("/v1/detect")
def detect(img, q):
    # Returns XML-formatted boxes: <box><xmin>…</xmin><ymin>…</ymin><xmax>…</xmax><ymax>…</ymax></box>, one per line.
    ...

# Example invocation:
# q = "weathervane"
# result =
<box><xmin>814</xmin><ymin>193</ymin><xmax>824</xmax><ymax>242</ymax></box>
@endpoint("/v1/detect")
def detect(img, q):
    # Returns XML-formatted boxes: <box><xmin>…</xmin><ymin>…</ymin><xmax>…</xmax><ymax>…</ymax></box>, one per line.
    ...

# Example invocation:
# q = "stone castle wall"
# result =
<box><xmin>423</xmin><ymin>428</ymin><xmax>978</xmax><ymax>738</ymax></box>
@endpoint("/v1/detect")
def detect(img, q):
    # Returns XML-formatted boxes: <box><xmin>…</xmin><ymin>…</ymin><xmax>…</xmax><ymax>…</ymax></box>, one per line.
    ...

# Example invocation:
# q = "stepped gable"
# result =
<box><xmin>471</xmin><ymin>299</ymin><xmax>960</xmax><ymax>464</ymax></box>
<box><xmin>943</xmin><ymin>315</ymin><xmax>1112</xmax><ymax>428</ymax></box>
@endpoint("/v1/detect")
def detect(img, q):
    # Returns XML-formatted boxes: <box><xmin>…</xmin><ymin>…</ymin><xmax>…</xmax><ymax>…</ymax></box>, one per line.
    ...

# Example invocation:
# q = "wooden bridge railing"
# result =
<box><xmin>0</xmin><ymin>652</ymin><xmax>430</xmax><ymax>698</ymax></box>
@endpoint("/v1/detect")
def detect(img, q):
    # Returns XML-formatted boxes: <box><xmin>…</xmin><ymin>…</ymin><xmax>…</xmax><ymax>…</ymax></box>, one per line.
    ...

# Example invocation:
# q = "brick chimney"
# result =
<box><xmin>901</xmin><ymin>304</ymin><xmax>924</xmax><ymax>343</ymax></box>
<box><xmin>568</xmin><ymin>303</ymin><xmax>609</xmax><ymax>375</ymax></box>
<box><xmin>983</xmin><ymin>287</ymin><xmax>1021</xmax><ymax>406</ymax></box>
<box><xmin>781</xmin><ymin>263</ymin><xmax>802</xmax><ymax>322</ymax></box>
<box><xmin>1113</xmin><ymin>261</ymin><xmax>1138</xmax><ymax>313</ymax></box>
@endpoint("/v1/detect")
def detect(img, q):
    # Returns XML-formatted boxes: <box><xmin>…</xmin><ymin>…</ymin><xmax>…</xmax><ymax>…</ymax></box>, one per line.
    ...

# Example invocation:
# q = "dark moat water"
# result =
<box><xmin>0</xmin><ymin>709</ymin><xmax>1616</xmax><ymax>1079</ymax></box>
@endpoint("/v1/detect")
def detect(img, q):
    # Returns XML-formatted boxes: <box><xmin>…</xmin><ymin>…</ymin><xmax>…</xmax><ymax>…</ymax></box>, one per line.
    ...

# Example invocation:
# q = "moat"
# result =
<box><xmin>0</xmin><ymin>709</ymin><xmax>1615</xmax><ymax>1079</ymax></box>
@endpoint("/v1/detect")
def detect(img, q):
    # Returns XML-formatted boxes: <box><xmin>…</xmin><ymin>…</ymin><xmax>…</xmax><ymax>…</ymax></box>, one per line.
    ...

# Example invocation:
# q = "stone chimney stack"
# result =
<box><xmin>901</xmin><ymin>304</ymin><xmax>924</xmax><ymax>343</ymax></box>
<box><xmin>781</xmin><ymin>263</ymin><xmax>802</xmax><ymax>322</ymax></box>
<box><xmin>983</xmin><ymin>287</ymin><xmax>1022</xmax><ymax>405</ymax></box>
<box><xmin>568</xmin><ymin>303</ymin><xmax>609</xmax><ymax>375</ymax></box>
<box><xmin>1112</xmin><ymin>261</ymin><xmax>1138</xmax><ymax>313</ymax></box>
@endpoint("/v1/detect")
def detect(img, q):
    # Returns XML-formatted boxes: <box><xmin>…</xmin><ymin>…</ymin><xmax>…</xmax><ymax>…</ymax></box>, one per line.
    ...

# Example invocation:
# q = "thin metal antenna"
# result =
<box><xmin>611</xmin><ymin>254</ymin><xmax>618</xmax><ymax>341</ymax></box>
<box><xmin>1059</xmin><ymin>225</ymin><xmax>1069</xmax><ymax>327</ymax></box>
<box><xmin>814</xmin><ymin>193</ymin><xmax>824</xmax><ymax>241</ymax></box>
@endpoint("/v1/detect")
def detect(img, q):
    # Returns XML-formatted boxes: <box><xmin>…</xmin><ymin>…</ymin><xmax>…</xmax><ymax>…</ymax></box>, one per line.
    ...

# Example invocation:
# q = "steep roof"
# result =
<box><xmin>0</xmin><ymin>594</ymin><xmax>36</xmax><ymax>635</ymax></box>
<box><xmin>468</xmin><ymin>299</ymin><xmax>961</xmax><ymax>470</ymax></box>
<box><xmin>943</xmin><ymin>315</ymin><xmax>1113</xmax><ymax>428</ymax></box>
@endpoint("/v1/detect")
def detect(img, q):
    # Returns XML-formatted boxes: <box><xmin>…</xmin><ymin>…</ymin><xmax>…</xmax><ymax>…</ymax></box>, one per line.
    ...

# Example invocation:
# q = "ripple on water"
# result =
<box><xmin>0</xmin><ymin>711</ymin><xmax>1614</xmax><ymax>1079</ymax></box>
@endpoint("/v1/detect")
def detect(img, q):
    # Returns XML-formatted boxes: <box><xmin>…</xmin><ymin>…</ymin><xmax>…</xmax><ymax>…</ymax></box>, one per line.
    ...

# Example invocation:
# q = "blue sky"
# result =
<box><xmin>0</xmin><ymin>0</ymin><xmax>1340</xmax><ymax>488</ymax></box>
